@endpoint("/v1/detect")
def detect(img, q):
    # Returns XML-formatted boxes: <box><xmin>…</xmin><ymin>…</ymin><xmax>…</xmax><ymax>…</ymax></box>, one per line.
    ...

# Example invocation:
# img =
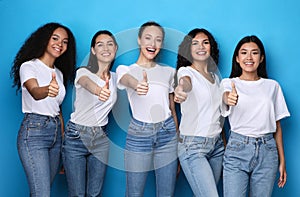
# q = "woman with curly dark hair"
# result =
<box><xmin>174</xmin><ymin>28</ymin><xmax>225</xmax><ymax>197</ymax></box>
<box><xmin>10</xmin><ymin>22</ymin><xmax>76</xmax><ymax>197</ymax></box>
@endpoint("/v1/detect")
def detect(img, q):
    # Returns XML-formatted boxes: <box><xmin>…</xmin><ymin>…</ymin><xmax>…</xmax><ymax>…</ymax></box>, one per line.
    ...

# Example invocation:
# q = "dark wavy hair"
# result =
<box><xmin>176</xmin><ymin>28</ymin><xmax>219</xmax><ymax>72</ymax></box>
<box><xmin>10</xmin><ymin>22</ymin><xmax>76</xmax><ymax>93</ymax></box>
<box><xmin>86</xmin><ymin>30</ymin><xmax>118</xmax><ymax>73</ymax></box>
<box><xmin>138</xmin><ymin>21</ymin><xmax>165</xmax><ymax>40</ymax></box>
<box><xmin>230</xmin><ymin>35</ymin><xmax>267</xmax><ymax>78</ymax></box>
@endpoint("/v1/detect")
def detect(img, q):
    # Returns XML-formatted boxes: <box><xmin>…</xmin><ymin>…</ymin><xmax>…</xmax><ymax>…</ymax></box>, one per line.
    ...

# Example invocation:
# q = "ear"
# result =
<box><xmin>260</xmin><ymin>55</ymin><xmax>264</xmax><ymax>63</ymax></box>
<box><xmin>137</xmin><ymin>37</ymin><xmax>141</xmax><ymax>46</ymax></box>
<box><xmin>91</xmin><ymin>47</ymin><xmax>96</xmax><ymax>55</ymax></box>
<box><xmin>236</xmin><ymin>55</ymin><xmax>240</xmax><ymax>64</ymax></box>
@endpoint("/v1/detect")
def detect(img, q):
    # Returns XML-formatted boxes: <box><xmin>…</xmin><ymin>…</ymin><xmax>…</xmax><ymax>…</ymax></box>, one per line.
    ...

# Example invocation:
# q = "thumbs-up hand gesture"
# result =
<box><xmin>48</xmin><ymin>72</ymin><xmax>59</xmax><ymax>97</ymax></box>
<box><xmin>135</xmin><ymin>70</ymin><xmax>149</xmax><ymax>95</ymax></box>
<box><xmin>174</xmin><ymin>78</ymin><xmax>188</xmax><ymax>103</ymax></box>
<box><xmin>98</xmin><ymin>77</ymin><xmax>111</xmax><ymax>102</ymax></box>
<box><xmin>226</xmin><ymin>81</ymin><xmax>238</xmax><ymax>106</ymax></box>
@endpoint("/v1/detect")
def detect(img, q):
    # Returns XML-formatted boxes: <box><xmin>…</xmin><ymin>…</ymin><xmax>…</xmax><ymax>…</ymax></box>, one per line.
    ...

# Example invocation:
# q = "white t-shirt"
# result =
<box><xmin>178</xmin><ymin>67</ymin><xmax>223</xmax><ymax>137</ymax></box>
<box><xmin>20</xmin><ymin>59</ymin><xmax>65</xmax><ymax>117</ymax></box>
<box><xmin>70</xmin><ymin>68</ymin><xmax>117</xmax><ymax>127</ymax></box>
<box><xmin>221</xmin><ymin>77</ymin><xmax>290</xmax><ymax>137</ymax></box>
<box><xmin>116</xmin><ymin>63</ymin><xmax>175</xmax><ymax>123</ymax></box>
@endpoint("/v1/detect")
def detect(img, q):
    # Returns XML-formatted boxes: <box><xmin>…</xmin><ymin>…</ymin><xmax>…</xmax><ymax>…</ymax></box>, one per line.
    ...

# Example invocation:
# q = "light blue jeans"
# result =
<box><xmin>178</xmin><ymin>134</ymin><xmax>224</xmax><ymax>197</ymax></box>
<box><xmin>125</xmin><ymin>116</ymin><xmax>178</xmax><ymax>197</ymax></box>
<box><xmin>17</xmin><ymin>113</ymin><xmax>62</xmax><ymax>197</ymax></box>
<box><xmin>62</xmin><ymin>121</ymin><xmax>109</xmax><ymax>197</ymax></box>
<box><xmin>223</xmin><ymin>131</ymin><xmax>278</xmax><ymax>197</ymax></box>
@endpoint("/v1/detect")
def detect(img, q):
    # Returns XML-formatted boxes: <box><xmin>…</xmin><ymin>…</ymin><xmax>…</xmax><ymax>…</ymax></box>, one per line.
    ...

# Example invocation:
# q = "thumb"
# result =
<box><xmin>104</xmin><ymin>77</ymin><xmax>109</xmax><ymax>89</ymax></box>
<box><xmin>231</xmin><ymin>81</ymin><xmax>237</xmax><ymax>94</ymax></box>
<box><xmin>178</xmin><ymin>78</ymin><xmax>184</xmax><ymax>90</ymax></box>
<box><xmin>51</xmin><ymin>72</ymin><xmax>57</xmax><ymax>83</ymax></box>
<box><xmin>142</xmin><ymin>70</ymin><xmax>148</xmax><ymax>83</ymax></box>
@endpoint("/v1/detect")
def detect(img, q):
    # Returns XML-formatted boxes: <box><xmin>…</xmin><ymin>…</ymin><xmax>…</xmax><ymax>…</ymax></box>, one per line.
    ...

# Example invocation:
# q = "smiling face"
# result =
<box><xmin>190</xmin><ymin>32</ymin><xmax>211</xmax><ymax>63</ymax></box>
<box><xmin>138</xmin><ymin>25</ymin><xmax>163</xmax><ymax>61</ymax></box>
<box><xmin>45</xmin><ymin>27</ymin><xmax>68</xmax><ymax>60</ymax></box>
<box><xmin>92</xmin><ymin>34</ymin><xmax>117</xmax><ymax>65</ymax></box>
<box><xmin>236</xmin><ymin>42</ymin><xmax>264</xmax><ymax>76</ymax></box>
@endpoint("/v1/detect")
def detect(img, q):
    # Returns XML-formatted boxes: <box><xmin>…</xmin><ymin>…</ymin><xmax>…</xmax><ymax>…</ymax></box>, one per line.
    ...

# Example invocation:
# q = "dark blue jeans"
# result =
<box><xmin>17</xmin><ymin>113</ymin><xmax>62</xmax><ymax>197</ymax></box>
<box><xmin>62</xmin><ymin>121</ymin><xmax>109</xmax><ymax>197</ymax></box>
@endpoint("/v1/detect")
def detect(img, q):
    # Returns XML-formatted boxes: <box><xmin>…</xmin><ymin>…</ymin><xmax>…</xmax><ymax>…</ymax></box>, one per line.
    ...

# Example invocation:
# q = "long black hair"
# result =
<box><xmin>229</xmin><ymin>35</ymin><xmax>267</xmax><ymax>78</ymax></box>
<box><xmin>176</xmin><ymin>28</ymin><xmax>219</xmax><ymax>71</ymax></box>
<box><xmin>10</xmin><ymin>22</ymin><xmax>76</xmax><ymax>93</ymax></box>
<box><xmin>86</xmin><ymin>30</ymin><xmax>118</xmax><ymax>74</ymax></box>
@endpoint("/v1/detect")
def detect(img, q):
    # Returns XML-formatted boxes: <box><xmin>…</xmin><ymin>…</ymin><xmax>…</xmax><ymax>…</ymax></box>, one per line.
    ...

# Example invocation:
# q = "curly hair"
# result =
<box><xmin>176</xmin><ymin>28</ymin><xmax>219</xmax><ymax>72</ymax></box>
<box><xmin>86</xmin><ymin>30</ymin><xmax>118</xmax><ymax>74</ymax></box>
<box><xmin>10</xmin><ymin>22</ymin><xmax>76</xmax><ymax>93</ymax></box>
<box><xmin>229</xmin><ymin>35</ymin><xmax>267</xmax><ymax>78</ymax></box>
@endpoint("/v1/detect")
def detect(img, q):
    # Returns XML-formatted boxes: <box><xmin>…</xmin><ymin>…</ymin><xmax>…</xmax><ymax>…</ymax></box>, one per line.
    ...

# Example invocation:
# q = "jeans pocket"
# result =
<box><xmin>264</xmin><ymin>138</ymin><xmax>277</xmax><ymax>152</ymax></box>
<box><xmin>65</xmin><ymin>126</ymin><xmax>80</xmax><ymax>140</ymax></box>
<box><xmin>226</xmin><ymin>139</ymin><xmax>245</xmax><ymax>151</ymax></box>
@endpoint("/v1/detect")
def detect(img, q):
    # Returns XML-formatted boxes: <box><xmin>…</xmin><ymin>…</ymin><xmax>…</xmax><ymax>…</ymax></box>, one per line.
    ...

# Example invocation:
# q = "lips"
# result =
<box><xmin>146</xmin><ymin>47</ymin><xmax>156</xmax><ymax>53</ymax></box>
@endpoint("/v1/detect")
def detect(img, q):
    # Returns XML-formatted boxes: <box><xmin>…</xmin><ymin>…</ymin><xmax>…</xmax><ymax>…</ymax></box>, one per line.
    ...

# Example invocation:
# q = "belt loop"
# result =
<box><xmin>245</xmin><ymin>136</ymin><xmax>249</xmax><ymax>144</ymax></box>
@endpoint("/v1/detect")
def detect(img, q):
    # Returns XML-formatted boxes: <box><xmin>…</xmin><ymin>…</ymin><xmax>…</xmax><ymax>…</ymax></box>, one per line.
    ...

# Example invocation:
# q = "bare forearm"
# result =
<box><xmin>119</xmin><ymin>74</ymin><xmax>139</xmax><ymax>90</ymax></box>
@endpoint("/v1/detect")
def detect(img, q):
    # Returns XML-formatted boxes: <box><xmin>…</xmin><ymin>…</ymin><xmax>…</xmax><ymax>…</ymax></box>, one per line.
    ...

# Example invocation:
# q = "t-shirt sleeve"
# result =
<box><xmin>177</xmin><ymin>67</ymin><xmax>192</xmax><ymax>82</ymax></box>
<box><xmin>220</xmin><ymin>78</ymin><xmax>233</xmax><ymax>117</ymax></box>
<box><xmin>169</xmin><ymin>67</ymin><xmax>176</xmax><ymax>93</ymax></box>
<box><xmin>74</xmin><ymin>68</ymin><xmax>90</xmax><ymax>88</ymax></box>
<box><xmin>274</xmin><ymin>82</ymin><xmax>290</xmax><ymax>121</ymax></box>
<box><xmin>116</xmin><ymin>65</ymin><xmax>130</xmax><ymax>90</ymax></box>
<box><xmin>19</xmin><ymin>62</ymin><xmax>36</xmax><ymax>87</ymax></box>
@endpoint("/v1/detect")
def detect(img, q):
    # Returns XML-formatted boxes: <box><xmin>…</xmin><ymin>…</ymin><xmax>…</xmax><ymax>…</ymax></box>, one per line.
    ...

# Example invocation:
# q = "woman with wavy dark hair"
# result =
<box><xmin>62</xmin><ymin>30</ymin><xmax>118</xmax><ymax>197</ymax></box>
<box><xmin>174</xmin><ymin>28</ymin><xmax>225</xmax><ymax>196</ymax></box>
<box><xmin>10</xmin><ymin>22</ymin><xmax>76</xmax><ymax>197</ymax></box>
<box><xmin>222</xmin><ymin>35</ymin><xmax>289</xmax><ymax>197</ymax></box>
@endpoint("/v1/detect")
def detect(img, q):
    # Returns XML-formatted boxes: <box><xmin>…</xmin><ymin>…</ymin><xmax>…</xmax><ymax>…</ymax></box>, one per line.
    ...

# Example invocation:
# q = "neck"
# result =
<box><xmin>136</xmin><ymin>56</ymin><xmax>155</xmax><ymax>68</ymax></box>
<box><xmin>239</xmin><ymin>73</ymin><xmax>260</xmax><ymax>81</ymax></box>
<box><xmin>191</xmin><ymin>62</ymin><xmax>208</xmax><ymax>73</ymax></box>
<box><xmin>39</xmin><ymin>55</ymin><xmax>55</xmax><ymax>68</ymax></box>
<box><xmin>96</xmin><ymin>63</ymin><xmax>110</xmax><ymax>80</ymax></box>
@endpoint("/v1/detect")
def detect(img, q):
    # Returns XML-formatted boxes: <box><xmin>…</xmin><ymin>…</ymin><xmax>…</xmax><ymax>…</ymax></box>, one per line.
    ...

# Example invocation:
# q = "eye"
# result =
<box><xmin>63</xmin><ymin>40</ymin><xmax>68</xmax><ymax>45</ymax></box>
<box><xmin>240</xmin><ymin>51</ymin><xmax>247</xmax><ymax>55</ymax></box>
<box><xmin>156</xmin><ymin>38</ymin><xmax>162</xmax><ymax>43</ymax></box>
<box><xmin>204</xmin><ymin>41</ymin><xmax>210</xmax><ymax>45</ymax></box>
<box><xmin>52</xmin><ymin>36</ymin><xmax>59</xmax><ymax>41</ymax></box>
<box><xmin>191</xmin><ymin>41</ymin><xmax>198</xmax><ymax>45</ymax></box>
<box><xmin>252</xmin><ymin>51</ymin><xmax>259</xmax><ymax>55</ymax></box>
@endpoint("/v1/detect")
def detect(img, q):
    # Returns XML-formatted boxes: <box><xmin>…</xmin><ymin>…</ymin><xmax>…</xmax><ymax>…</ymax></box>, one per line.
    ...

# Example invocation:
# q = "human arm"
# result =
<box><xmin>174</xmin><ymin>76</ymin><xmax>192</xmax><ymax>103</ymax></box>
<box><xmin>77</xmin><ymin>76</ymin><xmax>110</xmax><ymax>102</ymax></box>
<box><xmin>274</xmin><ymin>120</ymin><xmax>287</xmax><ymax>188</ymax></box>
<box><xmin>119</xmin><ymin>71</ymin><xmax>148</xmax><ymax>95</ymax></box>
<box><xmin>23</xmin><ymin>72</ymin><xmax>59</xmax><ymax>100</ymax></box>
<box><xmin>223</xmin><ymin>81</ymin><xmax>238</xmax><ymax>106</ymax></box>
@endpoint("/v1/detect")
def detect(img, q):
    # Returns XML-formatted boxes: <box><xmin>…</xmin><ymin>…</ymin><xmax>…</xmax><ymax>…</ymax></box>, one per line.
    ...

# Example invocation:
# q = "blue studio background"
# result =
<box><xmin>1</xmin><ymin>0</ymin><xmax>299</xmax><ymax>196</ymax></box>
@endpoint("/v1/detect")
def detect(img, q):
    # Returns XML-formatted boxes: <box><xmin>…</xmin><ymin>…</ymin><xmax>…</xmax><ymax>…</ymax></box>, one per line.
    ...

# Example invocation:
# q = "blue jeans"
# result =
<box><xmin>223</xmin><ymin>131</ymin><xmax>278</xmax><ymax>197</ymax></box>
<box><xmin>62</xmin><ymin>121</ymin><xmax>109</xmax><ymax>197</ymax></box>
<box><xmin>125</xmin><ymin>116</ymin><xmax>178</xmax><ymax>197</ymax></box>
<box><xmin>178</xmin><ymin>134</ymin><xmax>224</xmax><ymax>197</ymax></box>
<box><xmin>17</xmin><ymin>113</ymin><xmax>62</xmax><ymax>197</ymax></box>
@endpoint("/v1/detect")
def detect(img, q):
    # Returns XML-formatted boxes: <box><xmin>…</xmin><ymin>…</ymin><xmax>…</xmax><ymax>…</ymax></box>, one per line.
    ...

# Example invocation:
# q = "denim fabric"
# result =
<box><xmin>223</xmin><ymin>131</ymin><xmax>278</xmax><ymax>197</ymax></box>
<box><xmin>178</xmin><ymin>134</ymin><xmax>224</xmax><ymax>197</ymax></box>
<box><xmin>62</xmin><ymin>121</ymin><xmax>109</xmax><ymax>197</ymax></box>
<box><xmin>125</xmin><ymin>116</ymin><xmax>178</xmax><ymax>197</ymax></box>
<box><xmin>17</xmin><ymin>113</ymin><xmax>62</xmax><ymax>197</ymax></box>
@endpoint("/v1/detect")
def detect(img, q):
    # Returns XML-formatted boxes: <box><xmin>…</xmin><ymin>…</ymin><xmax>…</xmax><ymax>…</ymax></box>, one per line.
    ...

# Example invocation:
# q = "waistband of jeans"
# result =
<box><xmin>24</xmin><ymin>113</ymin><xmax>60</xmax><ymax>120</ymax></box>
<box><xmin>68</xmin><ymin>121</ymin><xmax>107</xmax><ymax>133</ymax></box>
<box><xmin>131</xmin><ymin>116</ymin><xmax>173</xmax><ymax>128</ymax></box>
<box><xmin>178</xmin><ymin>133</ymin><xmax>221</xmax><ymax>143</ymax></box>
<box><xmin>230</xmin><ymin>131</ymin><xmax>273</xmax><ymax>143</ymax></box>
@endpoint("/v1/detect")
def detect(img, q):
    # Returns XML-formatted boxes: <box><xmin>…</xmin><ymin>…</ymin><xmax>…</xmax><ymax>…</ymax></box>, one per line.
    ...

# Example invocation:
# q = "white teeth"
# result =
<box><xmin>146</xmin><ymin>48</ymin><xmax>156</xmax><ymax>52</ymax></box>
<box><xmin>196</xmin><ymin>51</ymin><xmax>206</xmax><ymax>55</ymax></box>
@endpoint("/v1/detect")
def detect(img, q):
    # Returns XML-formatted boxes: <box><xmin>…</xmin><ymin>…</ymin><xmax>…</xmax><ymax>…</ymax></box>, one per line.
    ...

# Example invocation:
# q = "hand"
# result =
<box><xmin>135</xmin><ymin>70</ymin><xmax>149</xmax><ymax>95</ymax></box>
<box><xmin>48</xmin><ymin>72</ymin><xmax>59</xmax><ymax>97</ymax></box>
<box><xmin>174</xmin><ymin>78</ymin><xmax>187</xmax><ymax>103</ymax></box>
<box><xmin>226</xmin><ymin>81</ymin><xmax>238</xmax><ymax>106</ymax></box>
<box><xmin>98</xmin><ymin>77</ymin><xmax>111</xmax><ymax>102</ymax></box>
<box><xmin>278</xmin><ymin>162</ymin><xmax>287</xmax><ymax>188</ymax></box>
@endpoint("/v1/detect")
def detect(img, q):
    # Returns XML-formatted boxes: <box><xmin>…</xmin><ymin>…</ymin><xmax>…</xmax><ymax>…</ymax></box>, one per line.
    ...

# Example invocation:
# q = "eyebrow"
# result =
<box><xmin>52</xmin><ymin>33</ymin><xmax>68</xmax><ymax>40</ymax></box>
<box><xmin>96</xmin><ymin>40</ymin><xmax>114</xmax><ymax>44</ymax></box>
